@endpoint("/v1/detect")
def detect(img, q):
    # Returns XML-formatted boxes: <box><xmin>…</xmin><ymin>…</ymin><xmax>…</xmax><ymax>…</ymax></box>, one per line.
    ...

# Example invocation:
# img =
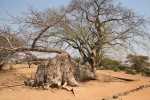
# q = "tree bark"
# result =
<box><xmin>25</xmin><ymin>52</ymin><xmax>96</xmax><ymax>88</ymax></box>
<box><xmin>26</xmin><ymin>53</ymin><xmax>79</xmax><ymax>88</ymax></box>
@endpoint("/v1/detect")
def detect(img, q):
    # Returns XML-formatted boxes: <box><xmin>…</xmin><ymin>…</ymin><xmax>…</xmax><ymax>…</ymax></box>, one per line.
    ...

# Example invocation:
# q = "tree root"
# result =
<box><xmin>62</xmin><ymin>85</ymin><xmax>75</xmax><ymax>96</ymax></box>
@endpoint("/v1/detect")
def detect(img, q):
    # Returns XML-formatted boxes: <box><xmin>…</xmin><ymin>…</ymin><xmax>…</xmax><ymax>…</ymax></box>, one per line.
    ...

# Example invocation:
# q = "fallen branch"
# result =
<box><xmin>0</xmin><ymin>47</ymin><xmax>66</xmax><ymax>54</ymax></box>
<box><xmin>102</xmin><ymin>84</ymin><xmax>150</xmax><ymax>100</ymax></box>
<box><xmin>99</xmin><ymin>73</ymin><xmax>135</xmax><ymax>82</ymax></box>
<box><xmin>112</xmin><ymin>76</ymin><xmax>135</xmax><ymax>81</ymax></box>
<box><xmin>0</xmin><ymin>84</ymin><xmax>24</xmax><ymax>90</ymax></box>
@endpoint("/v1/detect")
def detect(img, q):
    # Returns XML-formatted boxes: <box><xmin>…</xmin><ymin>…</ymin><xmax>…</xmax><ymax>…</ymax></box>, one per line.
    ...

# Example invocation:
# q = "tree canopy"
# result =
<box><xmin>0</xmin><ymin>0</ymin><xmax>150</xmax><ymax>72</ymax></box>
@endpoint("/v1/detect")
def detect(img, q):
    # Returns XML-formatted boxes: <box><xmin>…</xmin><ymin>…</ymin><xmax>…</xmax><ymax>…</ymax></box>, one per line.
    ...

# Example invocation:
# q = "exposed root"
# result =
<box><xmin>62</xmin><ymin>83</ymin><xmax>75</xmax><ymax>96</ymax></box>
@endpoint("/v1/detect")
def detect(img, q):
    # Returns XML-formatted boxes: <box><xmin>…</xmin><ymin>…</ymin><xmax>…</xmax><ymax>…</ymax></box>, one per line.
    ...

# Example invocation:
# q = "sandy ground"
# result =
<box><xmin>0</xmin><ymin>64</ymin><xmax>150</xmax><ymax>100</ymax></box>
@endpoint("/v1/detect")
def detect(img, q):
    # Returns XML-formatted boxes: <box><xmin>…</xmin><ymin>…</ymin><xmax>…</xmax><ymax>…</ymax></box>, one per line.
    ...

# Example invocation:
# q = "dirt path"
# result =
<box><xmin>0</xmin><ymin>64</ymin><xmax>150</xmax><ymax>100</ymax></box>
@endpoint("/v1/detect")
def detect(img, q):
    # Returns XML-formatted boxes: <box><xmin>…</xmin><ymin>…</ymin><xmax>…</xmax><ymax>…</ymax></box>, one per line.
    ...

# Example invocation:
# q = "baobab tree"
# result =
<box><xmin>1</xmin><ymin>0</ymin><xmax>149</xmax><ymax>88</ymax></box>
<box><xmin>15</xmin><ymin>0</ymin><xmax>149</xmax><ymax>73</ymax></box>
<box><xmin>45</xmin><ymin>0</ymin><xmax>148</xmax><ymax>72</ymax></box>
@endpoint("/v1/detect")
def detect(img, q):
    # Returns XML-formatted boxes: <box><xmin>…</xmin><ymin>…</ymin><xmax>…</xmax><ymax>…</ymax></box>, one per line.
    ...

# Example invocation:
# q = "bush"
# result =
<box><xmin>111</xmin><ymin>66</ymin><xmax>120</xmax><ymax>72</ymax></box>
<box><xmin>118</xmin><ymin>65</ymin><xmax>128</xmax><ymax>70</ymax></box>
<box><xmin>127</xmin><ymin>54</ymin><xmax>150</xmax><ymax>72</ymax></box>
<box><xmin>101</xmin><ymin>58</ymin><xmax>120</xmax><ymax>67</ymax></box>
<box><xmin>141</xmin><ymin>68</ymin><xmax>150</xmax><ymax>77</ymax></box>
<box><xmin>125</xmin><ymin>68</ymin><xmax>137</xmax><ymax>75</ymax></box>
<box><xmin>99</xmin><ymin>58</ymin><xmax>127</xmax><ymax>71</ymax></box>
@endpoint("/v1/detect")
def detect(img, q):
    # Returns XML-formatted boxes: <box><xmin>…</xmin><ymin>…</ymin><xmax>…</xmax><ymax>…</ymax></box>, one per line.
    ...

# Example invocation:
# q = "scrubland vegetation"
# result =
<box><xmin>0</xmin><ymin>0</ymin><xmax>150</xmax><ymax>100</ymax></box>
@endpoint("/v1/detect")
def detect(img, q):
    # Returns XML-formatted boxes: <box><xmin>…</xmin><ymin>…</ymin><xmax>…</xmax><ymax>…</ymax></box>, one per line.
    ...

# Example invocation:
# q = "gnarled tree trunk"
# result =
<box><xmin>25</xmin><ymin>52</ymin><xmax>96</xmax><ymax>88</ymax></box>
<box><xmin>46</xmin><ymin>53</ymin><xmax>79</xmax><ymax>87</ymax></box>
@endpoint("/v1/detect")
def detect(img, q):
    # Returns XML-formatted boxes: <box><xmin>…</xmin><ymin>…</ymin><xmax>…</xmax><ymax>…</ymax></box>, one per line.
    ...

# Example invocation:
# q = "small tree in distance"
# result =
<box><xmin>0</xmin><ymin>26</ymin><xmax>25</xmax><ymax>69</ymax></box>
<box><xmin>127</xmin><ymin>54</ymin><xmax>150</xmax><ymax>73</ymax></box>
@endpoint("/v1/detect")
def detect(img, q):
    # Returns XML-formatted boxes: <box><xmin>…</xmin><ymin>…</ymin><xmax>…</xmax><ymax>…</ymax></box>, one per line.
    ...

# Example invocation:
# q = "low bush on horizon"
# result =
<box><xmin>97</xmin><ymin>56</ymin><xmax>150</xmax><ymax>77</ymax></box>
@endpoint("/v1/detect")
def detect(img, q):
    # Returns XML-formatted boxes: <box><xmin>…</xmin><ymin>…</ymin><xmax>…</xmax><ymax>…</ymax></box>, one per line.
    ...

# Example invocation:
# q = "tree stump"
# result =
<box><xmin>25</xmin><ymin>53</ymin><xmax>96</xmax><ymax>88</ymax></box>
<box><xmin>46</xmin><ymin>53</ymin><xmax>78</xmax><ymax>87</ymax></box>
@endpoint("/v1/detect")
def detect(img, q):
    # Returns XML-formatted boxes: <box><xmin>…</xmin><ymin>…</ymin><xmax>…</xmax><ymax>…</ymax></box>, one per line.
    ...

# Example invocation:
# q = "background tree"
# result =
<box><xmin>0</xmin><ymin>26</ymin><xmax>25</xmax><ymax>48</ymax></box>
<box><xmin>127</xmin><ymin>54</ymin><xmax>150</xmax><ymax>72</ymax></box>
<box><xmin>14</xmin><ymin>0</ymin><xmax>149</xmax><ymax>74</ymax></box>
<box><xmin>0</xmin><ymin>0</ymin><xmax>149</xmax><ymax>87</ymax></box>
<box><xmin>0</xmin><ymin>25</ymin><xmax>25</xmax><ymax>69</ymax></box>
<box><xmin>45</xmin><ymin>0</ymin><xmax>148</xmax><ymax>72</ymax></box>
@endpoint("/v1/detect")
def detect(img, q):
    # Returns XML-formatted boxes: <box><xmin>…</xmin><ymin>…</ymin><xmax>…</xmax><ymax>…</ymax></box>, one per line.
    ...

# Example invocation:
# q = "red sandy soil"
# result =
<box><xmin>0</xmin><ymin>64</ymin><xmax>150</xmax><ymax>100</ymax></box>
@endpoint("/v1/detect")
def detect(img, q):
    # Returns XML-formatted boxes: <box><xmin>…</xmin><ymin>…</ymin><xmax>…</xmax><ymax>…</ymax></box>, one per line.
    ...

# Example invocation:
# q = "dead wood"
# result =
<box><xmin>99</xmin><ymin>73</ymin><xmax>136</xmax><ymax>82</ymax></box>
<box><xmin>111</xmin><ymin>76</ymin><xmax>135</xmax><ymax>82</ymax></box>
<box><xmin>25</xmin><ymin>52</ymin><xmax>97</xmax><ymax>90</ymax></box>
<box><xmin>0</xmin><ymin>47</ymin><xmax>65</xmax><ymax>69</ymax></box>
<box><xmin>0</xmin><ymin>84</ymin><xmax>24</xmax><ymax>90</ymax></box>
<box><xmin>102</xmin><ymin>84</ymin><xmax>150</xmax><ymax>100</ymax></box>
<box><xmin>46</xmin><ymin>53</ymin><xmax>79</xmax><ymax>87</ymax></box>
<box><xmin>25</xmin><ymin>53</ymin><xmax>79</xmax><ymax>89</ymax></box>
<box><xmin>0</xmin><ymin>47</ymin><xmax>96</xmax><ymax>89</ymax></box>
<box><xmin>0</xmin><ymin>47</ymin><xmax>65</xmax><ymax>54</ymax></box>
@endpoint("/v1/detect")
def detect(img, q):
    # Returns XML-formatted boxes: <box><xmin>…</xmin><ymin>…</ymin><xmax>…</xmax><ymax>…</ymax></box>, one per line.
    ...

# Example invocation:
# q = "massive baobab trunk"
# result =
<box><xmin>25</xmin><ymin>53</ymin><xmax>78</xmax><ymax>88</ymax></box>
<box><xmin>0</xmin><ymin>47</ymin><xmax>96</xmax><ymax>87</ymax></box>
<box><xmin>46</xmin><ymin>53</ymin><xmax>79</xmax><ymax>87</ymax></box>
<box><xmin>25</xmin><ymin>52</ymin><xmax>96</xmax><ymax>88</ymax></box>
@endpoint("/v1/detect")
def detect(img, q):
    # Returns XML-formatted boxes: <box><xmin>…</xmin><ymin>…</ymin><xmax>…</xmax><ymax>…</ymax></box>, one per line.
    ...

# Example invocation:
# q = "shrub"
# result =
<box><xmin>141</xmin><ymin>68</ymin><xmax>150</xmax><ymax>77</ymax></box>
<box><xmin>127</xmin><ymin>54</ymin><xmax>149</xmax><ymax>72</ymax></box>
<box><xmin>101</xmin><ymin>58</ymin><xmax>120</xmax><ymax>67</ymax></box>
<box><xmin>100</xmin><ymin>58</ymin><xmax>126</xmax><ymax>71</ymax></box>
<box><xmin>125</xmin><ymin>68</ymin><xmax>137</xmax><ymax>75</ymax></box>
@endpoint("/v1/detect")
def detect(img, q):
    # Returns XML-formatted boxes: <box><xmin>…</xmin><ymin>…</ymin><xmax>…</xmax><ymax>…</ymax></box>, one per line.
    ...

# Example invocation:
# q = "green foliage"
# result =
<box><xmin>100</xmin><ymin>58</ymin><xmax>126</xmax><ymax>71</ymax></box>
<box><xmin>98</xmin><ymin>56</ymin><xmax>150</xmax><ymax>77</ymax></box>
<box><xmin>125</xmin><ymin>68</ymin><xmax>137</xmax><ymax>75</ymax></box>
<box><xmin>101</xmin><ymin>58</ymin><xmax>120</xmax><ymax>68</ymax></box>
<box><xmin>127</xmin><ymin>54</ymin><xmax>150</xmax><ymax>74</ymax></box>
<box><xmin>142</xmin><ymin>68</ymin><xmax>150</xmax><ymax>76</ymax></box>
